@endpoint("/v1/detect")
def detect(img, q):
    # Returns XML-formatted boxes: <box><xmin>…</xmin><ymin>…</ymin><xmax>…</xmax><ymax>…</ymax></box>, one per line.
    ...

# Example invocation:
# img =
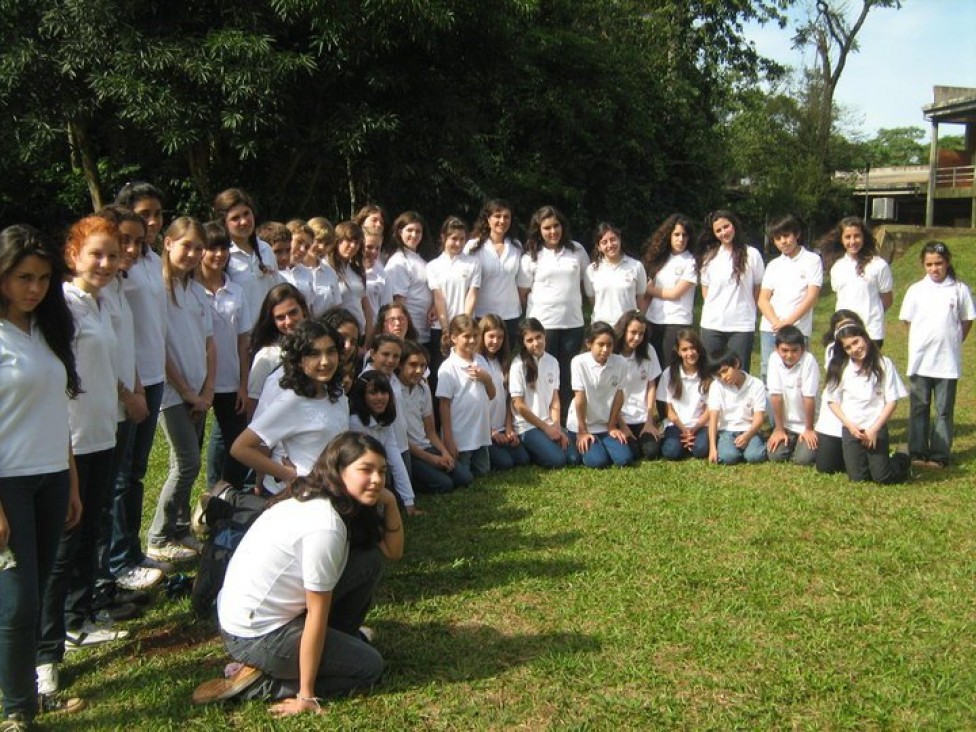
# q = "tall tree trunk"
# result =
<box><xmin>68</xmin><ymin>120</ymin><xmax>104</xmax><ymax>212</ymax></box>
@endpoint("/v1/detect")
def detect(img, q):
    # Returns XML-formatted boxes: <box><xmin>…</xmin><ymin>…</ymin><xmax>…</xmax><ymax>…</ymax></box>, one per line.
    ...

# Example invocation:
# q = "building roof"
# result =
<box><xmin>923</xmin><ymin>86</ymin><xmax>976</xmax><ymax>125</ymax></box>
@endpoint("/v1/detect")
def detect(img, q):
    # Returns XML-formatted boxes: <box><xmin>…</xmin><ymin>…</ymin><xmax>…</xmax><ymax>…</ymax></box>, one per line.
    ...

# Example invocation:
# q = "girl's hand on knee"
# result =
<box><xmin>576</xmin><ymin>432</ymin><xmax>595</xmax><ymax>453</ymax></box>
<box><xmin>609</xmin><ymin>428</ymin><xmax>628</xmax><ymax>445</ymax></box>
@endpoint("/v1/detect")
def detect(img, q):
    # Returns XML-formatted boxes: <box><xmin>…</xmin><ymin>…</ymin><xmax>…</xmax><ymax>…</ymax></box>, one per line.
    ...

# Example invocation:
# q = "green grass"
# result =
<box><xmin>48</xmin><ymin>236</ymin><xmax>976</xmax><ymax>730</ymax></box>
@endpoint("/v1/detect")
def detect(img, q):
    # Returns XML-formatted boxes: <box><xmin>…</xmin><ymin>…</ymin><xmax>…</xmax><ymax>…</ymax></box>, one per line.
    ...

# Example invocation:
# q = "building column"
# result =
<box><xmin>925</xmin><ymin>120</ymin><xmax>939</xmax><ymax>227</ymax></box>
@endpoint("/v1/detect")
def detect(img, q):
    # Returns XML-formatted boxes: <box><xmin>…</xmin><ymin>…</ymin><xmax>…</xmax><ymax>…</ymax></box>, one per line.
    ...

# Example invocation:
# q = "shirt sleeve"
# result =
<box><xmin>876</xmin><ymin>259</ymin><xmax>894</xmax><ymax>294</ymax></box>
<box><xmin>469</xmin><ymin>259</ymin><xmax>483</xmax><ymax>290</ymax></box>
<box><xmin>509</xmin><ymin>357</ymin><xmax>526</xmax><ymax>398</ymax></box>
<box><xmin>583</xmin><ymin>264</ymin><xmax>596</xmax><ymax>298</ymax></box>
<box><xmin>300</xmin><ymin>528</ymin><xmax>347</xmax><ymax>592</ymax></box>
<box><xmin>570</xmin><ymin>355</ymin><xmax>586</xmax><ymax>392</ymax></box>
<box><xmin>516</xmin><ymin>254</ymin><xmax>534</xmax><ymax>289</ymax></box>
<box><xmin>435</xmin><ymin>360</ymin><xmax>459</xmax><ymax>400</ymax></box>
<box><xmin>881</xmin><ymin>357</ymin><xmax>908</xmax><ymax>401</ymax></box>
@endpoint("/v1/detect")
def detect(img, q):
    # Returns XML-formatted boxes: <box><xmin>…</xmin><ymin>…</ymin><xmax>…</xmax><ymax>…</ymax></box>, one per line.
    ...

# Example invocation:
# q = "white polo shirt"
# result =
<box><xmin>122</xmin><ymin>250</ymin><xmax>166</xmax><ymax>386</ymax></box>
<box><xmin>349</xmin><ymin>413</ymin><xmax>414</xmax><ymax>507</ymax></box>
<box><xmin>0</xmin><ymin>317</ymin><xmax>71</xmax><ymax>478</ymax></box>
<box><xmin>759</xmin><ymin>247</ymin><xmax>823</xmax><ymax>336</ymax></box>
<box><xmin>707</xmin><ymin>372</ymin><xmax>767</xmax><ymax>432</ymax></box>
<box><xmin>825</xmin><ymin>355</ymin><xmax>906</xmax><ymax>427</ymax></box>
<box><xmin>766</xmin><ymin>350</ymin><xmax>819</xmax><ymax>434</ymax></box>
<box><xmin>219</xmin><ymin>497</ymin><xmax>347</xmax><ymax>637</ymax></box>
<box><xmin>162</xmin><ymin>278</ymin><xmax>213</xmax><ymax>410</ymax></box>
<box><xmin>64</xmin><ymin>283</ymin><xmax>118</xmax><ymax>455</ymax></box>
<box><xmin>899</xmin><ymin>276</ymin><xmax>975</xmax><ymax>379</ymax></box>
<box><xmin>227</xmin><ymin>238</ymin><xmax>280</xmax><ymax>330</ymax></box>
<box><xmin>649</xmin><ymin>251</ymin><xmax>697</xmax><ymax>325</ymax></box>
<box><xmin>659</xmin><ymin>366</ymin><xmax>706</xmax><ymax>427</ymax></box>
<box><xmin>400</xmin><ymin>380</ymin><xmax>434</xmax><ymax>450</ymax></box>
<box><xmin>103</xmin><ymin>277</ymin><xmax>137</xmax><ymax>422</ymax></box>
<box><xmin>310</xmin><ymin>262</ymin><xmax>342</xmax><ymax>316</ymax></box>
<box><xmin>509</xmin><ymin>352</ymin><xmax>560</xmax><ymax>435</ymax></box>
<box><xmin>250</xmin><ymin>390</ymin><xmax>349</xmax><ymax>494</ymax></box>
<box><xmin>699</xmin><ymin>245</ymin><xmax>765</xmax><ymax>332</ymax></box>
<box><xmin>426</xmin><ymin>252</ymin><xmax>483</xmax><ymax>323</ymax></box>
<box><xmin>518</xmin><ymin>244</ymin><xmax>590</xmax><ymax>330</ymax></box>
<box><xmin>385</xmin><ymin>248</ymin><xmax>432</xmax><ymax>343</ymax></box>
<box><xmin>205</xmin><ymin>276</ymin><xmax>249</xmax><ymax>393</ymax></box>
<box><xmin>814</xmin><ymin>345</ymin><xmax>843</xmax><ymax>438</ymax></box>
<box><xmin>830</xmin><ymin>255</ymin><xmax>893</xmax><ymax>341</ymax></box>
<box><xmin>619</xmin><ymin>350</ymin><xmax>662</xmax><ymax>425</ymax></box>
<box><xmin>465</xmin><ymin>237</ymin><xmax>522</xmax><ymax>320</ymax></box>
<box><xmin>279</xmin><ymin>265</ymin><xmax>318</xmax><ymax>317</ymax></box>
<box><xmin>566</xmin><ymin>352</ymin><xmax>627</xmax><ymax>434</ymax></box>
<box><xmin>337</xmin><ymin>268</ymin><xmax>368</xmax><ymax>330</ymax></box>
<box><xmin>584</xmin><ymin>255</ymin><xmax>647</xmax><ymax>327</ymax></box>
<box><xmin>365</xmin><ymin>261</ymin><xmax>392</xmax><ymax>319</ymax></box>
<box><xmin>436</xmin><ymin>351</ymin><xmax>493</xmax><ymax>451</ymax></box>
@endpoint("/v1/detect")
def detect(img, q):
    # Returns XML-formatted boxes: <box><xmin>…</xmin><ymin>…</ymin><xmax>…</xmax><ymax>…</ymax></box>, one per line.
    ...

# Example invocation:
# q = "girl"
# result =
<box><xmin>214</xmin><ymin>188</ymin><xmax>280</xmax><ymax>329</ymax></box>
<box><xmin>327</xmin><ymin>222</ymin><xmax>373</xmax><ymax>348</ymax></box>
<box><xmin>232</xmin><ymin>320</ymin><xmax>348</xmax><ymax>496</ymax></box>
<box><xmin>899</xmin><ymin>241</ymin><xmax>974</xmax><ymax>468</ymax></box>
<box><xmin>398</xmin><ymin>340</ymin><xmax>473</xmax><ymax>492</ymax></box>
<box><xmin>517</xmin><ymin>206</ymin><xmax>590</xmax><ymax>422</ymax></box>
<box><xmin>465</xmin><ymin>199</ymin><xmax>523</xmax><ymax>345</ymax></box>
<box><xmin>278</xmin><ymin>219</ymin><xmax>327</xmax><ymax>316</ymax></box>
<box><xmin>37</xmin><ymin>217</ymin><xmax>124</xmax><ymax>692</ymax></box>
<box><xmin>642</xmin><ymin>214</ymin><xmax>698</xmax><ymax>367</ymax></box>
<box><xmin>509</xmin><ymin>319</ymin><xmax>574</xmax><ymax>468</ymax></box>
<box><xmin>613</xmin><ymin>311</ymin><xmax>662</xmax><ymax>461</ymax></box>
<box><xmin>820</xmin><ymin>216</ymin><xmax>893</xmax><ymax>346</ymax></box>
<box><xmin>565</xmin><ymin>321</ymin><xmax>632</xmax><ymax>468</ymax></box>
<box><xmin>756</xmin><ymin>214</ymin><xmax>822</xmax><ymax>382</ymax></box>
<box><xmin>246</xmin><ymin>283</ymin><xmax>309</xmax><ymax>417</ymax></box>
<box><xmin>349</xmin><ymin>371</ymin><xmax>417</xmax><ymax>513</ymax></box>
<box><xmin>825</xmin><ymin>323</ymin><xmax>910</xmax><ymax>483</ymax></box>
<box><xmin>198</xmin><ymin>221</ymin><xmax>250</xmax><ymax>489</ymax></box>
<box><xmin>659</xmin><ymin>329</ymin><xmax>711</xmax><ymax>460</ymax></box>
<box><xmin>323</xmin><ymin>306</ymin><xmax>363</xmax><ymax>391</ymax></box>
<box><xmin>147</xmin><ymin>218</ymin><xmax>215</xmax><ymax>563</ymax></box>
<box><xmin>385</xmin><ymin>211</ymin><xmax>434</xmax><ymax>346</ymax></box>
<box><xmin>110</xmin><ymin>182</ymin><xmax>170</xmax><ymax>580</ymax></box>
<box><xmin>696</xmin><ymin>210</ymin><xmax>765</xmax><ymax>374</ymax></box>
<box><xmin>427</xmin><ymin>216</ymin><xmax>481</xmax><ymax>378</ymax></box>
<box><xmin>354</xmin><ymin>204</ymin><xmax>386</xmax><ymax>240</ymax></box>
<box><xmin>305</xmin><ymin>217</ymin><xmax>342</xmax><ymax>316</ymax></box>
<box><xmin>584</xmin><ymin>223</ymin><xmax>647</xmax><ymax>328</ymax></box>
<box><xmin>814</xmin><ymin>310</ymin><xmax>866</xmax><ymax>474</ymax></box>
<box><xmin>376</xmin><ymin>301</ymin><xmax>418</xmax><ymax>343</ymax></box>
<box><xmin>479</xmin><ymin>314</ymin><xmax>530</xmax><ymax>471</ymax></box>
<box><xmin>201</xmin><ymin>433</ymin><xmax>402</xmax><ymax>714</ymax></box>
<box><xmin>437</xmin><ymin>315</ymin><xmax>496</xmax><ymax>476</ymax></box>
<box><xmin>363</xmin><ymin>228</ymin><xmax>391</xmax><ymax>319</ymax></box>
<box><xmin>1</xmin><ymin>225</ymin><xmax>85</xmax><ymax>724</ymax></box>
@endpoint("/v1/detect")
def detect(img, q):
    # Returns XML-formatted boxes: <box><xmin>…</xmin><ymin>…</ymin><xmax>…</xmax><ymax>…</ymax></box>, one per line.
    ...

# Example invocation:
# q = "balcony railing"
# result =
<box><xmin>935</xmin><ymin>165</ymin><xmax>974</xmax><ymax>188</ymax></box>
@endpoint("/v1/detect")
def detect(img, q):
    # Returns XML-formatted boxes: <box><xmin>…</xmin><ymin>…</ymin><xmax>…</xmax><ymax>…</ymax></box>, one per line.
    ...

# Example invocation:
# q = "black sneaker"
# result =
<box><xmin>93</xmin><ymin>603</ymin><xmax>143</xmax><ymax>623</ymax></box>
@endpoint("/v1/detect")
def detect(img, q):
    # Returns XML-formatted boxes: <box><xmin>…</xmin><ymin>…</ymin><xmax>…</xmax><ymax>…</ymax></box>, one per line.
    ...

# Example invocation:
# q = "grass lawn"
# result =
<box><xmin>47</xmin><ymin>236</ymin><xmax>976</xmax><ymax>730</ymax></box>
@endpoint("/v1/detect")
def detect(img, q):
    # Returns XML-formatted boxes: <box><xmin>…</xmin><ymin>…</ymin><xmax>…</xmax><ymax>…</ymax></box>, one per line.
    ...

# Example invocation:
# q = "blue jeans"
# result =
<box><xmin>0</xmin><ymin>470</ymin><xmax>70</xmax><ymax>720</ymax></box>
<box><xmin>149</xmin><ymin>403</ymin><xmax>205</xmax><ymax>546</ymax></box>
<box><xmin>544</xmin><ymin>327</ymin><xmax>584</xmax><ymax>424</ymax></box>
<box><xmin>567</xmin><ymin>432</ymin><xmax>633</xmax><ymax>468</ymax></box>
<box><xmin>520</xmin><ymin>427</ymin><xmax>575</xmax><ymax>468</ymax></box>
<box><xmin>908</xmin><ymin>375</ymin><xmax>957</xmax><ymax>465</ymax></box>
<box><xmin>488</xmin><ymin>441</ymin><xmax>530</xmax><ymax>471</ymax></box>
<box><xmin>457</xmin><ymin>447</ymin><xmax>490</xmax><ymax>477</ymax></box>
<box><xmin>38</xmin><ymin>449</ymin><xmax>114</xmax><ymax>664</ymax></box>
<box><xmin>207</xmin><ymin>392</ymin><xmax>249</xmax><ymax>488</ymax></box>
<box><xmin>109</xmin><ymin>380</ymin><xmax>163</xmax><ymax>572</ymax></box>
<box><xmin>410</xmin><ymin>448</ymin><xmax>473</xmax><ymax>493</ymax></box>
<box><xmin>660</xmin><ymin>424</ymin><xmax>709</xmax><ymax>460</ymax></box>
<box><xmin>716</xmin><ymin>430</ymin><xmax>767</xmax><ymax>464</ymax></box>
<box><xmin>701</xmin><ymin>329</ymin><xmax>755</xmax><ymax>375</ymax></box>
<box><xmin>221</xmin><ymin>546</ymin><xmax>385</xmax><ymax>699</ymax></box>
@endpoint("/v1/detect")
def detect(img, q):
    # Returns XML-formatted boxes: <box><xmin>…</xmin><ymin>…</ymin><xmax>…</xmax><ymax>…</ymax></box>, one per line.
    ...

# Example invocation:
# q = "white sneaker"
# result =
<box><xmin>116</xmin><ymin>565</ymin><xmax>164</xmax><ymax>591</ymax></box>
<box><xmin>36</xmin><ymin>662</ymin><xmax>59</xmax><ymax>695</ymax></box>
<box><xmin>146</xmin><ymin>542</ymin><xmax>197</xmax><ymax>563</ymax></box>
<box><xmin>65</xmin><ymin>620</ymin><xmax>130</xmax><ymax>651</ymax></box>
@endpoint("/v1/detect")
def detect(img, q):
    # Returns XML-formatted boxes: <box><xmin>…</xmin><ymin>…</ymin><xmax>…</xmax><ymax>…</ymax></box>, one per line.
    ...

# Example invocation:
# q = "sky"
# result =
<box><xmin>742</xmin><ymin>0</ymin><xmax>976</xmax><ymax>141</ymax></box>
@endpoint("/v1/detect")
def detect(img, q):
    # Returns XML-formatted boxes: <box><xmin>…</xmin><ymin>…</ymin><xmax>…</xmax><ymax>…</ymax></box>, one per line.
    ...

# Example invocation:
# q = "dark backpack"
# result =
<box><xmin>190</xmin><ymin>483</ymin><xmax>268</xmax><ymax>618</ymax></box>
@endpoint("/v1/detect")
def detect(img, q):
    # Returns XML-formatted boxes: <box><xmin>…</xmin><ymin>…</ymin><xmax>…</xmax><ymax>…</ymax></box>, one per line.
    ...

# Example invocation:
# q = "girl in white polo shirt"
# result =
<box><xmin>517</xmin><ymin>206</ymin><xmax>590</xmax><ymax>422</ymax></box>
<box><xmin>509</xmin><ymin>318</ymin><xmax>574</xmax><ymax>468</ymax></box>
<box><xmin>825</xmin><ymin>322</ymin><xmax>909</xmax><ymax>484</ymax></box>
<box><xmin>37</xmin><ymin>216</ymin><xmax>122</xmax><ymax>696</ymax></box>
<box><xmin>436</xmin><ymin>315</ymin><xmax>496</xmax><ymax>476</ymax></box>
<box><xmin>613</xmin><ymin>311</ymin><xmax>662</xmax><ymax>461</ymax></box>
<box><xmin>232</xmin><ymin>320</ymin><xmax>348</xmax><ymax>497</ymax></box>
<box><xmin>659</xmin><ymin>329</ymin><xmax>711</xmax><ymax>460</ymax></box>
<box><xmin>899</xmin><ymin>241</ymin><xmax>975</xmax><ymax>468</ymax></box>
<box><xmin>642</xmin><ymin>215</ymin><xmax>698</xmax><ymax>368</ymax></box>
<box><xmin>246</xmin><ymin>283</ymin><xmax>309</xmax><ymax>418</ymax></box>
<box><xmin>198</xmin><ymin>222</ymin><xmax>251</xmax><ymax>489</ymax></box>
<box><xmin>820</xmin><ymin>216</ymin><xmax>893</xmax><ymax>346</ymax></box>
<box><xmin>1</xmin><ymin>225</ymin><xmax>85</xmax><ymax>723</ymax></box>
<box><xmin>215</xmin><ymin>188</ymin><xmax>280</xmax><ymax>330</ymax></box>
<box><xmin>696</xmin><ymin>210</ymin><xmax>765</xmax><ymax>374</ymax></box>
<box><xmin>327</xmin><ymin>221</ymin><xmax>374</xmax><ymax>348</ymax></box>
<box><xmin>385</xmin><ymin>211</ymin><xmax>434</xmax><ymax>347</ymax></box>
<box><xmin>756</xmin><ymin>215</ymin><xmax>822</xmax><ymax>382</ymax></box>
<box><xmin>147</xmin><ymin>218</ymin><xmax>215</xmax><ymax>563</ymax></box>
<box><xmin>465</xmin><ymin>199</ymin><xmax>523</xmax><ymax>345</ymax></box>
<box><xmin>479</xmin><ymin>314</ymin><xmax>530</xmax><ymax>471</ymax></box>
<box><xmin>565</xmin><ymin>321</ymin><xmax>632</xmax><ymax>469</ymax></box>
<box><xmin>584</xmin><ymin>223</ymin><xmax>646</xmax><ymax>328</ymax></box>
